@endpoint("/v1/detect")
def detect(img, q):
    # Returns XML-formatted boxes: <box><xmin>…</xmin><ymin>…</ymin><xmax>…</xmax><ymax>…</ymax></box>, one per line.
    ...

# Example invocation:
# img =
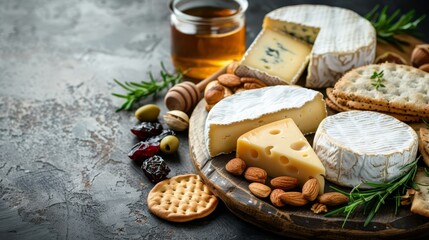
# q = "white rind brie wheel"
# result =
<box><xmin>264</xmin><ymin>5</ymin><xmax>376</xmax><ymax>88</ymax></box>
<box><xmin>313</xmin><ymin>111</ymin><xmax>418</xmax><ymax>188</ymax></box>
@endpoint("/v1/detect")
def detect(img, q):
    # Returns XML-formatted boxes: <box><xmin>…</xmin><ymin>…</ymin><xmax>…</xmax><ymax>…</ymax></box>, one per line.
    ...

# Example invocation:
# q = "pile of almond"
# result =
<box><xmin>225</xmin><ymin>157</ymin><xmax>349</xmax><ymax>214</ymax></box>
<box><xmin>204</xmin><ymin>62</ymin><xmax>267</xmax><ymax>111</ymax></box>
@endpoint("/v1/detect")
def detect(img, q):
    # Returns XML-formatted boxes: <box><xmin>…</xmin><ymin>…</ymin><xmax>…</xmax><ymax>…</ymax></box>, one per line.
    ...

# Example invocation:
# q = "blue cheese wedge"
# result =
<box><xmin>236</xmin><ymin>28</ymin><xmax>312</xmax><ymax>85</ymax></box>
<box><xmin>205</xmin><ymin>86</ymin><xmax>327</xmax><ymax>157</ymax></box>
<box><xmin>313</xmin><ymin>111</ymin><xmax>418</xmax><ymax>188</ymax></box>
<box><xmin>237</xmin><ymin>5</ymin><xmax>376</xmax><ymax>88</ymax></box>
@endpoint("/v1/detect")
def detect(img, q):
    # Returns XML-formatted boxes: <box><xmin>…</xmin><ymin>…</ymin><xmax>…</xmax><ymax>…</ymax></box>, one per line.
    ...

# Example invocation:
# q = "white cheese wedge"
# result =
<box><xmin>237</xmin><ymin>119</ymin><xmax>325</xmax><ymax>194</ymax></box>
<box><xmin>237</xmin><ymin>5</ymin><xmax>376</xmax><ymax>88</ymax></box>
<box><xmin>205</xmin><ymin>86</ymin><xmax>327</xmax><ymax>157</ymax></box>
<box><xmin>313</xmin><ymin>111</ymin><xmax>418</xmax><ymax>188</ymax></box>
<box><xmin>237</xmin><ymin>28</ymin><xmax>312</xmax><ymax>85</ymax></box>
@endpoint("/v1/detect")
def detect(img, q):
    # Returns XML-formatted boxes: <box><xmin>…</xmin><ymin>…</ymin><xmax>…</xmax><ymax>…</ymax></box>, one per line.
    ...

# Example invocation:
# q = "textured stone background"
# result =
<box><xmin>0</xmin><ymin>0</ymin><xmax>428</xmax><ymax>239</ymax></box>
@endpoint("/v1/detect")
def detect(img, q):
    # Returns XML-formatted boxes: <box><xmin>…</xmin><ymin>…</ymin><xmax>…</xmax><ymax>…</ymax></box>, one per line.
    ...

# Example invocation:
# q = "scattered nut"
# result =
<box><xmin>419</xmin><ymin>63</ymin><xmax>429</xmax><ymax>73</ymax></box>
<box><xmin>234</xmin><ymin>88</ymin><xmax>246</xmax><ymax>94</ymax></box>
<box><xmin>225</xmin><ymin>158</ymin><xmax>246</xmax><ymax>176</ymax></box>
<box><xmin>375</xmin><ymin>52</ymin><xmax>407</xmax><ymax>65</ymax></box>
<box><xmin>163</xmin><ymin>110</ymin><xmax>189</xmax><ymax>131</ymax></box>
<box><xmin>244</xmin><ymin>167</ymin><xmax>267</xmax><ymax>184</ymax></box>
<box><xmin>279</xmin><ymin>192</ymin><xmax>309</xmax><ymax>206</ymax></box>
<box><xmin>226</xmin><ymin>61</ymin><xmax>239</xmax><ymax>74</ymax></box>
<box><xmin>270</xmin><ymin>176</ymin><xmax>299</xmax><ymax>191</ymax></box>
<box><xmin>135</xmin><ymin>104</ymin><xmax>160</xmax><ymax>122</ymax></box>
<box><xmin>270</xmin><ymin>189</ymin><xmax>286</xmax><ymax>207</ymax></box>
<box><xmin>411</xmin><ymin>44</ymin><xmax>429</xmax><ymax>67</ymax></box>
<box><xmin>302</xmin><ymin>178</ymin><xmax>319</xmax><ymax>201</ymax></box>
<box><xmin>205</xmin><ymin>103</ymin><xmax>214</xmax><ymax>112</ymax></box>
<box><xmin>205</xmin><ymin>85</ymin><xmax>225</xmax><ymax>105</ymax></box>
<box><xmin>240</xmin><ymin>77</ymin><xmax>267</xmax><ymax>87</ymax></box>
<box><xmin>311</xmin><ymin>203</ymin><xmax>328</xmax><ymax>214</ymax></box>
<box><xmin>249</xmin><ymin>182</ymin><xmax>271</xmax><ymax>198</ymax></box>
<box><xmin>318</xmin><ymin>192</ymin><xmax>349</xmax><ymax>206</ymax></box>
<box><xmin>243</xmin><ymin>83</ymin><xmax>265</xmax><ymax>90</ymax></box>
<box><xmin>400</xmin><ymin>188</ymin><xmax>416</xmax><ymax>206</ymax></box>
<box><xmin>218</xmin><ymin>74</ymin><xmax>241</xmax><ymax>88</ymax></box>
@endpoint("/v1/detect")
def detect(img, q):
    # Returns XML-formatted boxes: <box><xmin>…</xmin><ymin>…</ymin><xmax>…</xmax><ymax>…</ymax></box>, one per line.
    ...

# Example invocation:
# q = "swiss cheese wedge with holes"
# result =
<box><xmin>332</xmin><ymin>63</ymin><xmax>429</xmax><ymax>117</ymax></box>
<box><xmin>236</xmin><ymin>119</ymin><xmax>325</xmax><ymax>194</ymax></box>
<box><xmin>147</xmin><ymin>174</ymin><xmax>218</xmax><ymax>222</ymax></box>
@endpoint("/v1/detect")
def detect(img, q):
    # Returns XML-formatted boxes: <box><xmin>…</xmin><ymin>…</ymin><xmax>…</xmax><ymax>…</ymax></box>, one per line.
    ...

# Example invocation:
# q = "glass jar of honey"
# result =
<box><xmin>170</xmin><ymin>0</ymin><xmax>248</xmax><ymax>79</ymax></box>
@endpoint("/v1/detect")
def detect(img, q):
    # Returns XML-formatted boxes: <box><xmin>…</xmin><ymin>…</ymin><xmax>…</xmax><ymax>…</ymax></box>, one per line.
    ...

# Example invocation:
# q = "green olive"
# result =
<box><xmin>160</xmin><ymin>135</ymin><xmax>180</xmax><ymax>154</ymax></box>
<box><xmin>135</xmin><ymin>104</ymin><xmax>160</xmax><ymax>122</ymax></box>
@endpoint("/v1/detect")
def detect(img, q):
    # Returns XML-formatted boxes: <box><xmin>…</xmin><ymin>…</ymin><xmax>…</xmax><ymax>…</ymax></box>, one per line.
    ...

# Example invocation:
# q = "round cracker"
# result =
<box><xmin>147</xmin><ymin>174</ymin><xmax>218</xmax><ymax>222</ymax></box>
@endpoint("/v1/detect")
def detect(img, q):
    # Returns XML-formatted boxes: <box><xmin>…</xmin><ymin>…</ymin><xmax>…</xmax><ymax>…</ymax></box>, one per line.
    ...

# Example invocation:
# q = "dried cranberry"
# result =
<box><xmin>141</xmin><ymin>155</ymin><xmax>170</xmax><ymax>183</ymax></box>
<box><xmin>146</xmin><ymin>129</ymin><xmax>175</xmax><ymax>144</ymax></box>
<box><xmin>128</xmin><ymin>141</ymin><xmax>160</xmax><ymax>161</ymax></box>
<box><xmin>131</xmin><ymin>122</ymin><xmax>163</xmax><ymax>139</ymax></box>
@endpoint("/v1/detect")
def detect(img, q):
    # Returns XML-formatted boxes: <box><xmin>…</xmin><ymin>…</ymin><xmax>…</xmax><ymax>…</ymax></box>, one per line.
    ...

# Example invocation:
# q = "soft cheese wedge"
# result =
<box><xmin>236</xmin><ymin>5</ymin><xmax>376</xmax><ymax>88</ymax></box>
<box><xmin>205</xmin><ymin>86</ymin><xmax>327</xmax><ymax>157</ymax></box>
<box><xmin>236</xmin><ymin>119</ymin><xmax>325</xmax><ymax>194</ymax></box>
<box><xmin>237</xmin><ymin>28</ymin><xmax>312</xmax><ymax>85</ymax></box>
<box><xmin>313</xmin><ymin>111</ymin><xmax>418</xmax><ymax>188</ymax></box>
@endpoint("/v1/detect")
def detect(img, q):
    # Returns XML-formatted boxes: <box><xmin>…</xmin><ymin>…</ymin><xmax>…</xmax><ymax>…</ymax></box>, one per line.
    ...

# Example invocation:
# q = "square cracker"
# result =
<box><xmin>333</xmin><ymin>63</ymin><xmax>429</xmax><ymax>115</ymax></box>
<box><xmin>411</xmin><ymin>168</ymin><xmax>429</xmax><ymax>218</ymax></box>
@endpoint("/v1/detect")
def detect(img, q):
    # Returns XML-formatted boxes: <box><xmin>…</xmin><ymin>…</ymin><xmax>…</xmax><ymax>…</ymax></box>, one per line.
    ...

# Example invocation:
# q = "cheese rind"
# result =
<box><xmin>236</xmin><ymin>28</ymin><xmax>312</xmax><ymax>85</ymax></box>
<box><xmin>237</xmin><ymin>119</ymin><xmax>325</xmax><ymax>194</ymax></box>
<box><xmin>241</xmin><ymin>5</ymin><xmax>376</xmax><ymax>88</ymax></box>
<box><xmin>313</xmin><ymin>111</ymin><xmax>418</xmax><ymax>188</ymax></box>
<box><xmin>205</xmin><ymin>86</ymin><xmax>327</xmax><ymax>157</ymax></box>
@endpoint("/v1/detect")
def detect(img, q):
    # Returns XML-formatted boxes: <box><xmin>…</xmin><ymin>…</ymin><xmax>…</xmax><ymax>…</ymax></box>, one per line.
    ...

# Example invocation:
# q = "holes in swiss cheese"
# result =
<box><xmin>250</xmin><ymin>149</ymin><xmax>258</xmax><ymax>159</ymax></box>
<box><xmin>269</xmin><ymin>129</ymin><xmax>280</xmax><ymax>135</ymax></box>
<box><xmin>285</xmin><ymin>165</ymin><xmax>299</xmax><ymax>175</ymax></box>
<box><xmin>279</xmin><ymin>156</ymin><xmax>289</xmax><ymax>165</ymax></box>
<box><xmin>265</xmin><ymin>146</ymin><xmax>273</xmax><ymax>155</ymax></box>
<box><xmin>290</xmin><ymin>141</ymin><xmax>308</xmax><ymax>151</ymax></box>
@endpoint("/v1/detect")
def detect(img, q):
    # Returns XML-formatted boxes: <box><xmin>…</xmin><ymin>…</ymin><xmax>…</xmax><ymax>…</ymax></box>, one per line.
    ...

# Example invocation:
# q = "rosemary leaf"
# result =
<box><xmin>111</xmin><ymin>62</ymin><xmax>185</xmax><ymax>111</ymax></box>
<box><xmin>325</xmin><ymin>157</ymin><xmax>420</xmax><ymax>227</ymax></box>
<box><xmin>366</xmin><ymin>5</ymin><xmax>426</xmax><ymax>50</ymax></box>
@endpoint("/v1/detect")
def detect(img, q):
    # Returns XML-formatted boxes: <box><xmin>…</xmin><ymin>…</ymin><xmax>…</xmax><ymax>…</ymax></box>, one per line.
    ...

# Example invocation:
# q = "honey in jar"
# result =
<box><xmin>170</xmin><ymin>0</ymin><xmax>248</xmax><ymax>79</ymax></box>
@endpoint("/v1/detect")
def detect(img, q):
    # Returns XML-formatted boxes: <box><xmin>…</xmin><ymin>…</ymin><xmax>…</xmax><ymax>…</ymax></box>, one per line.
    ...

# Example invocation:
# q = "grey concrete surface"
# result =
<box><xmin>0</xmin><ymin>0</ymin><xmax>428</xmax><ymax>239</ymax></box>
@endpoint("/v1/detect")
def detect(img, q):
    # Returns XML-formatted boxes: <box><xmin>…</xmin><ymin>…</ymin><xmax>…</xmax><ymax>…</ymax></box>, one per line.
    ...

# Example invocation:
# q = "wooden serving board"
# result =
<box><xmin>188</xmin><ymin>36</ymin><xmax>428</xmax><ymax>239</ymax></box>
<box><xmin>189</xmin><ymin>101</ymin><xmax>429</xmax><ymax>239</ymax></box>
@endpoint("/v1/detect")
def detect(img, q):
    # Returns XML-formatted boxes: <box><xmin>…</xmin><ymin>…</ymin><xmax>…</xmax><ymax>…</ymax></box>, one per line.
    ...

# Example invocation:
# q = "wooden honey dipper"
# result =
<box><xmin>164</xmin><ymin>64</ymin><xmax>230</xmax><ymax>113</ymax></box>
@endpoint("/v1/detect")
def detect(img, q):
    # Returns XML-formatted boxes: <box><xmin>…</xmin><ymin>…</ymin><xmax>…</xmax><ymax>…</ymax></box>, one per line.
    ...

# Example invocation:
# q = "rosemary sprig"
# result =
<box><xmin>370</xmin><ymin>70</ymin><xmax>385</xmax><ymax>90</ymax></box>
<box><xmin>365</xmin><ymin>5</ymin><xmax>426</xmax><ymax>50</ymax></box>
<box><xmin>325</xmin><ymin>158</ymin><xmax>419</xmax><ymax>227</ymax></box>
<box><xmin>112</xmin><ymin>62</ymin><xmax>184</xmax><ymax>111</ymax></box>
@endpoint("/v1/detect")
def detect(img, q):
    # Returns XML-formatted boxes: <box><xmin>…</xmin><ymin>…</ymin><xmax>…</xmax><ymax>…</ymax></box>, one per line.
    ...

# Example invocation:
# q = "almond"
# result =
<box><xmin>225</xmin><ymin>157</ymin><xmax>246</xmax><ymax>176</ymax></box>
<box><xmin>411</xmin><ymin>44</ymin><xmax>429</xmax><ymax>67</ymax></box>
<box><xmin>218</xmin><ymin>73</ymin><xmax>241</xmax><ymax>88</ymax></box>
<box><xmin>318</xmin><ymin>192</ymin><xmax>349</xmax><ymax>206</ymax></box>
<box><xmin>280</xmin><ymin>192</ymin><xmax>308</xmax><ymax>206</ymax></box>
<box><xmin>302</xmin><ymin>178</ymin><xmax>319</xmax><ymax>201</ymax></box>
<box><xmin>226</xmin><ymin>61</ymin><xmax>239</xmax><ymax>74</ymax></box>
<box><xmin>270</xmin><ymin>189</ymin><xmax>286</xmax><ymax>207</ymax></box>
<box><xmin>204</xmin><ymin>85</ymin><xmax>225</xmax><ymax>105</ymax></box>
<box><xmin>244</xmin><ymin>167</ymin><xmax>267</xmax><ymax>184</ymax></box>
<box><xmin>248</xmin><ymin>182</ymin><xmax>271</xmax><ymax>198</ymax></box>
<box><xmin>270</xmin><ymin>176</ymin><xmax>299</xmax><ymax>191</ymax></box>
